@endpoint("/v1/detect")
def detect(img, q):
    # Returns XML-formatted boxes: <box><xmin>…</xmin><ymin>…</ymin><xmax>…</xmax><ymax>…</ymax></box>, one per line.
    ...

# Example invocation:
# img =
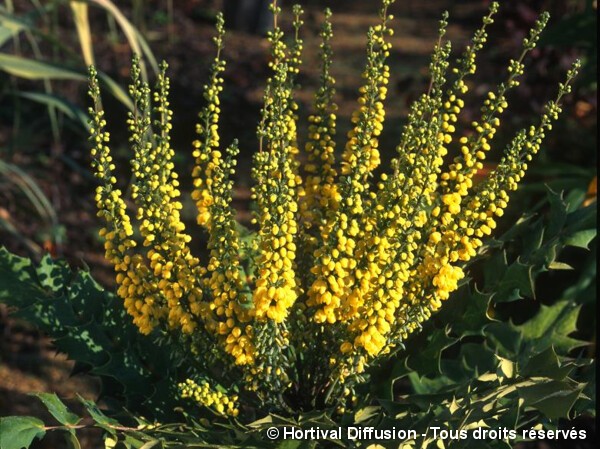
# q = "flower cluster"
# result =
<box><xmin>89</xmin><ymin>0</ymin><xmax>579</xmax><ymax>414</ymax></box>
<box><xmin>179</xmin><ymin>379</ymin><xmax>239</xmax><ymax>417</ymax></box>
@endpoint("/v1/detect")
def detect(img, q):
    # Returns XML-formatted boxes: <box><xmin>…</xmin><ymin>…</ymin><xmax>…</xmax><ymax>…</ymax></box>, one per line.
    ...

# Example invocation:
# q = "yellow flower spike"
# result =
<box><xmin>300</xmin><ymin>7</ymin><xmax>338</xmax><ymax>242</ymax></box>
<box><xmin>203</xmin><ymin>140</ymin><xmax>253</xmax><ymax>353</ymax></box>
<box><xmin>192</xmin><ymin>13</ymin><xmax>227</xmax><ymax>232</ymax></box>
<box><xmin>89</xmin><ymin>65</ymin><xmax>159</xmax><ymax>333</ymax></box>
<box><xmin>247</xmin><ymin>1</ymin><xmax>304</xmax><ymax>403</ymax></box>
<box><xmin>439</xmin><ymin>9</ymin><xmax>550</xmax><ymax>205</ymax></box>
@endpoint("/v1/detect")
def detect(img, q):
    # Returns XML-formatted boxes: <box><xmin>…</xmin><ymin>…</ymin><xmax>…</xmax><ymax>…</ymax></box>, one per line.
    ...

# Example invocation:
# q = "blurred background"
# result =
<box><xmin>0</xmin><ymin>0</ymin><xmax>596</xmax><ymax>447</ymax></box>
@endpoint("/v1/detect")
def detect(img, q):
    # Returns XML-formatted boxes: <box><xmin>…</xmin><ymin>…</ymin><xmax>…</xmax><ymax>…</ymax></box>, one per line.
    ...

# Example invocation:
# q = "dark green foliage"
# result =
<box><xmin>0</xmin><ymin>416</ymin><xmax>46</xmax><ymax>449</ymax></box>
<box><xmin>32</xmin><ymin>393</ymin><xmax>81</xmax><ymax>428</ymax></box>
<box><xmin>0</xmin><ymin>248</ymin><xmax>183</xmax><ymax>421</ymax></box>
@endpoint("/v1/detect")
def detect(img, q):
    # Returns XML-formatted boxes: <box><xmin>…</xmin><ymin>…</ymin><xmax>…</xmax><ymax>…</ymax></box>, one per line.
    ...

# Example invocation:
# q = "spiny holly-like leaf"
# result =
<box><xmin>518</xmin><ymin>379</ymin><xmax>584</xmax><ymax>419</ymax></box>
<box><xmin>32</xmin><ymin>393</ymin><xmax>81</xmax><ymax>427</ymax></box>
<box><xmin>445</xmin><ymin>287</ymin><xmax>494</xmax><ymax>337</ymax></box>
<box><xmin>497</xmin><ymin>213</ymin><xmax>537</xmax><ymax>242</ymax></box>
<box><xmin>482</xmin><ymin>250</ymin><xmax>537</xmax><ymax>303</ymax></box>
<box><xmin>407</xmin><ymin>370</ymin><xmax>455</xmax><ymax>395</ymax></box>
<box><xmin>458</xmin><ymin>343</ymin><xmax>498</xmax><ymax>377</ymax></box>
<box><xmin>405</xmin><ymin>326</ymin><xmax>455</xmax><ymax>377</ymax></box>
<box><xmin>573</xmin><ymin>359</ymin><xmax>596</xmax><ymax>416</ymax></box>
<box><xmin>68</xmin><ymin>270</ymin><xmax>106</xmax><ymax>319</ymax></box>
<box><xmin>563</xmin><ymin>229</ymin><xmax>597</xmax><ymax>250</ymax></box>
<box><xmin>496</xmin><ymin>357</ymin><xmax>516</xmax><ymax>380</ymax></box>
<box><xmin>517</xmin><ymin>300</ymin><xmax>586</xmax><ymax>354</ymax></box>
<box><xmin>0</xmin><ymin>248</ymin><xmax>43</xmax><ymax>306</ymax></box>
<box><xmin>354</xmin><ymin>406</ymin><xmax>381</xmax><ymax>424</ymax></box>
<box><xmin>520</xmin><ymin>347</ymin><xmax>575</xmax><ymax>381</ymax></box>
<box><xmin>563</xmin><ymin>202</ymin><xmax>597</xmax><ymax>235</ymax></box>
<box><xmin>521</xmin><ymin>220</ymin><xmax>546</xmax><ymax>257</ymax></box>
<box><xmin>0</xmin><ymin>416</ymin><xmax>46</xmax><ymax>449</ymax></box>
<box><xmin>14</xmin><ymin>294</ymin><xmax>77</xmax><ymax>335</ymax></box>
<box><xmin>561</xmin><ymin>249</ymin><xmax>596</xmax><ymax>305</ymax></box>
<box><xmin>484</xmin><ymin>321</ymin><xmax>523</xmax><ymax>359</ymax></box>
<box><xmin>107</xmin><ymin>346</ymin><xmax>153</xmax><ymax>381</ymax></box>
<box><xmin>36</xmin><ymin>253</ymin><xmax>71</xmax><ymax>293</ymax></box>
<box><xmin>545</xmin><ymin>188</ymin><xmax>569</xmax><ymax>238</ymax></box>
<box><xmin>0</xmin><ymin>247</ymin><xmax>183</xmax><ymax>420</ymax></box>
<box><xmin>53</xmin><ymin>319</ymin><xmax>112</xmax><ymax>366</ymax></box>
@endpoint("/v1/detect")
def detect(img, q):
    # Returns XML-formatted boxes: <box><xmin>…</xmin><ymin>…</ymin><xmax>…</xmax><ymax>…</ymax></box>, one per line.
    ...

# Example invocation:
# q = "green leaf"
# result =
<box><xmin>517</xmin><ymin>300</ymin><xmax>585</xmax><ymax>354</ymax></box>
<box><xmin>408</xmin><ymin>370</ymin><xmax>455</xmax><ymax>395</ymax></box>
<box><xmin>546</xmin><ymin>189</ymin><xmax>568</xmax><ymax>238</ymax></box>
<box><xmin>498</xmin><ymin>213</ymin><xmax>536</xmax><ymax>242</ymax></box>
<box><xmin>138</xmin><ymin>440</ymin><xmax>161</xmax><ymax>449</ymax></box>
<box><xmin>87</xmin><ymin>0</ymin><xmax>158</xmax><ymax>76</ymax></box>
<box><xmin>65</xmin><ymin>432</ymin><xmax>82</xmax><ymax>449</ymax></box>
<box><xmin>33</xmin><ymin>393</ymin><xmax>81</xmax><ymax>426</ymax></box>
<box><xmin>494</xmin><ymin>259</ymin><xmax>535</xmax><ymax>302</ymax></box>
<box><xmin>70</xmin><ymin>1</ymin><xmax>94</xmax><ymax>66</ymax></box>
<box><xmin>521</xmin><ymin>221</ymin><xmax>546</xmax><ymax>257</ymax></box>
<box><xmin>518</xmin><ymin>380</ymin><xmax>584</xmax><ymax>419</ymax></box>
<box><xmin>354</xmin><ymin>406</ymin><xmax>381</xmax><ymax>424</ymax></box>
<box><xmin>563</xmin><ymin>229</ymin><xmax>597</xmax><ymax>250</ymax></box>
<box><xmin>520</xmin><ymin>347</ymin><xmax>575</xmax><ymax>381</ymax></box>
<box><xmin>53</xmin><ymin>319</ymin><xmax>112</xmax><ymax>367</ymax></box>
<box><xmin>0</xmin><ymin>247</ymin><xmax>39</xmax><ymax>305</ymax></box>
<box><xmin>564</xmin><ymin>201</ymin><xmax>597</xmax><ymax>230</ymax></box>
<box><xmin>484</xmin><ymin>322</ymin><xmax>523</xmax><ymax>359</ymax></box>
<box><xmin>0</xmin><ymin>53</ymin><xmax>86</xmax><ymax>80</ymax></box>
<box><xmin>0</xmin><ymin>11</ymin><xmax>27</xmax><ymax>47</ymax></box>
<box><xmin>405</xmin><ymin>326</ymin><xmax>455</xmax><ymax>376</ymax></box>
<box><xmin>94</xmin><ymin>348</ymin><xmax>148</xmax><ymax>389</ymax></box>
<box><xmin>0</xmin><ymin>416</ymin><xmax>46</xmax><ymax>449</ymax></box>
<box><xmin>497</xmin><ymin>357</ymin><xmax>515</xmax><ymax>379</ymax></box>
<box><xmin>36</xmin><ymin>253</ymin><xmax>71</xmax><ymax>292</ymax></box>
<box><xmin>0</xmin><ymin>247</ymin><xmax>182</xmax><ymax>421</ymax></box>
<box><xmin>275</xmin><ymin>440</ymin><xmax>305</xmax><ymax>449</ymax></box>
<box><xmin>547</xmin><ymin>261</ymin><xmax>574</xmax><ymax>270</ymax></box>
<box><xmin>459</xmin><ymin>343</ymin><xmax>498</xmax><ymax>376</ymax></box>
<box><xmin>78</xmin><ymin>396</ymin><xmax>120</xmax><ymax>435</ymax></box>
<box><xmin>97</xmin><ymin>71</ymin><xmax>134</xmax><ymax>111</ymax></box>
<box><xmin>445</xmin><ymin>288</ymin><xmax>493</xmax><ymax>336</ymax></box>
<box><xmin>14</xmin><ymin>294</ymin><xmax>76</xmax><ymax>335</ymax></box>
<box><xmin>16</xmin><ymin>91</ymin><xmax>89</xmax><ymax>129</ymax></box>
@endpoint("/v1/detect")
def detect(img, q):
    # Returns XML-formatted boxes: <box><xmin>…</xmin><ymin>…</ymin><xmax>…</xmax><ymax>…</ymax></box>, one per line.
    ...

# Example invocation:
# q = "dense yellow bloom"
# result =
<box><xmin>89</xmin><ymin>1</ymin><xmax>579</xmax><ymax>413</ymax></box>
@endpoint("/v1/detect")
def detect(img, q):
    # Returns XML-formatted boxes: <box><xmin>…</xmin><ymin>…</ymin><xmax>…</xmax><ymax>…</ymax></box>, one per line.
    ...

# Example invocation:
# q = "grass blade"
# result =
<box><xmin>70</xmin><ymin>1</ymin><xmax>95</xmax><ymax>66</ymax></box>
<box><xmin>0</xmin><ymin>10</ymin><xmax>27</xmax><ymax>47</ymax></box>
<box><xmin>17</xmin><ymin>91</ymin><xmax>90</xmax><ymax>129</ymax></box>
<box><xmin>0</xmin><ymin>53</ymin><xmax>86</xmax><ymax>80</ymax></box>
<box><xmin>0</xmin><ymin>159</ymin><xmax>58</xmax><ymax>228</ymax></box>
<box><xmin>97</xmin><ymin>70</ymin><xmax>134</xmax><ymax>110</ymax></box>
<box><xmin>87</xmin><ymin>0</ymin><xmax>159</xmax><ymax>78</ymax></box>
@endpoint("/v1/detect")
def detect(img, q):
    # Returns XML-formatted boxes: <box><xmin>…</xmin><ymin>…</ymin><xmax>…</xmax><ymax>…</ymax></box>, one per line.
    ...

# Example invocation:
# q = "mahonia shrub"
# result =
<box><xmin>86</xmin><ymin>0</ymin><xmax>581</xmax><ymax>417</ymax></box>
